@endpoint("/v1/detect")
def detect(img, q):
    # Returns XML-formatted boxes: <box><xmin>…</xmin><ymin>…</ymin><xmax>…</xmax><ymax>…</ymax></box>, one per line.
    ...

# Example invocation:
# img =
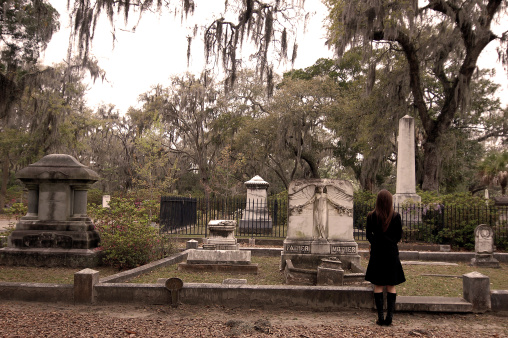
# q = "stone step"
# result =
<box><xmin>397</xmin><ymin>296</ymin><xmax>473</xmax><ymax>313</ymax></box>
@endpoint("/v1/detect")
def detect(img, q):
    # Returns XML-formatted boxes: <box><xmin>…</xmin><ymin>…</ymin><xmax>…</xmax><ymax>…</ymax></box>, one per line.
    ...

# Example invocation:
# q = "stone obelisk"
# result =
<box><xmin>393</xmin><ymin>115</ymin><xmax>421</xmax><ymax>206</ymax></box>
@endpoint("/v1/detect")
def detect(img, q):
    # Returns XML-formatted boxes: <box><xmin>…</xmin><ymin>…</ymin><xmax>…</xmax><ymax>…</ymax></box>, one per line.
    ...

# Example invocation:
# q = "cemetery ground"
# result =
<box><xmin>1</xmin><ymin>299</ymin><xmax>507</xmax><ymax>337</ymax></box>
<box><xmin>1</xmin><ymin>253</ymin><xmax>508</xmax><ymax>337</ymax></box>
<box><xmin>2</xmin><ymin>215</ymin><xmax>508</xmax><ymax>337</ymax></box>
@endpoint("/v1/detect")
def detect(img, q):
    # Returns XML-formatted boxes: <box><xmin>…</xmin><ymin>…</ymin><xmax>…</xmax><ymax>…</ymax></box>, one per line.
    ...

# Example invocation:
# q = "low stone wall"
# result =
<box><xmin>95</xmin><ymin>283</ymin><xmax>171</xmax><ymax>304</ymax></box>
<box><xmin>491</xmin><ymin>290</ymin><xmax>508</xmax><ymax>312</ymax></box>
<box><xmin>0</xmin><ymin>248</ymin><xmax>506</xmax><ymax>312</ymax></box>
<box><xmin>181</xmin><ymin>284</ymin><xmax>373</xmax><ymax>310</ymax></box>
<box><xmin>93</xmin><ymin>282</ymin><xmax>373</xmax><ymax>309</ymax></box>
<box><xmin>0</xmin><ymin>282</ymin><xmax>73</xmax><ymax>302</ymax></box>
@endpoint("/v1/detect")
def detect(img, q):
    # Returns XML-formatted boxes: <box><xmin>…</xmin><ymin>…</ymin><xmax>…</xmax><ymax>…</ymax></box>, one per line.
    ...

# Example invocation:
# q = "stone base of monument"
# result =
<box><xmin>0</xmin><ymin>247</ymin><xmax>102</xmax><ymax>268</ymax></box>
<box><xmin>281</xmin><ymin>240</ymin><xmax>364</xmax><ymax>286</ymax></box>
<box><xmin>178</xmin><ymin>249</ymin><xmax>259</xmax><ymax>274</ymax></box>
<box><xmin>239</xmin><ymin>219</ymin><xmax>273</xmax><ymax>234</ymax></box>
<box><xmin>281</xmin><ymin>239</ymin><xmax>361</xmax><ymax>270</ymax></box>
<box><xmin>283</xmin><ymin>257</ymin><xmax>365</xmax><ymax>286</ymax></box>
<box><xmin>8</xmin><ymin>227</ymin><xmax>100</xmax><ymax>250</ymax></box>
<box><xmin>470</xmin><ymin>254</ymin><xmax>500</xmax><ymax>268</ymax></box>
<box><xmin>393</xmin><ymin>193</ymin><xmax>421</xmax><ymax>206</ymax></box>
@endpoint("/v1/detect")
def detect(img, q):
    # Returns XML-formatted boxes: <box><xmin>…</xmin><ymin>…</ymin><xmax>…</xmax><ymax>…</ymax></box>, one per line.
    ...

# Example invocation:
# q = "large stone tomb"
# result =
<box><xmin>281</xmin><ymin>179</ymin><xmax>362</xmax><ymax>284</ymax></box>
<box><xmin>239</xmin><ymin>175</ymin><xmax>273</xmax><ymax>234</ymax></box>
<box><xmin>179</xmin><ymin>220</ymin><xmax>258</xmax><ymax>274</ymax></box>
<box><xmin>0</xmin><ymin>154</ymin><xmax>101</xmax><ymax>267</ymax></box>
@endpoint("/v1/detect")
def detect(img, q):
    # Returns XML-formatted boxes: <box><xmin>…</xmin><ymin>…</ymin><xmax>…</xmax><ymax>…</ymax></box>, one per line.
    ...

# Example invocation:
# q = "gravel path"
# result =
<box><xmin>1</xmin><ymin>301</ymin><xmax>507</xmax><ymax>337</ymax></box>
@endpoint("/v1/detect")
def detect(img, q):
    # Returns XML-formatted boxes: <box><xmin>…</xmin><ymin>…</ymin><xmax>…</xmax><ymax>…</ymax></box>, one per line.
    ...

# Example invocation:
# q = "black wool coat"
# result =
<box><xmin>364</xmin><ymin>211</ymin><xmax>406</xmax><ymax>286</ymax></box>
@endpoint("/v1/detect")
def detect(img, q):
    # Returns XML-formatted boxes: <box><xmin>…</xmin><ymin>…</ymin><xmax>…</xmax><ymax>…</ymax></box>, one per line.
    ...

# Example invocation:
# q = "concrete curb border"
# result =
<box><xmin>1</xmin><ymin>248</ymin><xmax>507</xmax><ymax>312</ymax></box>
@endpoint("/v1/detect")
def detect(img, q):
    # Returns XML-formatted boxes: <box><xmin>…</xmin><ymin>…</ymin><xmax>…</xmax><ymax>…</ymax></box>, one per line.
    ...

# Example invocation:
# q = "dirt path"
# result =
<box><xmin>1</xmin><ymin>301</ymin><xmax>507</xmax><ymax>337</ymax></box>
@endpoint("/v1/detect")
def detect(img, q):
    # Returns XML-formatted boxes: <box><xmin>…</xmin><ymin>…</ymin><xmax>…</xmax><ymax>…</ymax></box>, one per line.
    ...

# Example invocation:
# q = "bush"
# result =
<box><xmin>3</xmin><ymin>202</ymin><xmax>27</xmax><ymax>220</ymax></box>
<box><xmin>89</xmin><ymin>197</ymin><xmax>174</xmax><ymax>269</ymax></box>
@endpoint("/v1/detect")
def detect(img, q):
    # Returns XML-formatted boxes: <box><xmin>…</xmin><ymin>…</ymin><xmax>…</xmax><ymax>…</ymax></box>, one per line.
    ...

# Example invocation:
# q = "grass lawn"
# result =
<box><xmin>1</xmin><ymin>256</ymin><xmax>506</xmax><ymax>298</ymax></box>
<box><xmin>129</xmin><ymin>256</ymin><xmax>507</xmax><ymax>298</ymax></box>
<box><xmin>0</xmin><ymin>266</ymin><xmax>119</xmax><ymax>284</ymax></box>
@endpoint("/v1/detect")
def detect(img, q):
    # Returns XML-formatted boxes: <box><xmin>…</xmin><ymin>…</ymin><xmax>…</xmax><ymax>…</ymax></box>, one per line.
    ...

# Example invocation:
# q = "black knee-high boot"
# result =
<box><xmin>385</xmin><ymin>292</ymin><xmax>396</xmax><ymax>326</ymax></box>
<box><xmin>374</xmin><ymin>292</ymin><xmax>385</xmax><ymax>325</ymax></box>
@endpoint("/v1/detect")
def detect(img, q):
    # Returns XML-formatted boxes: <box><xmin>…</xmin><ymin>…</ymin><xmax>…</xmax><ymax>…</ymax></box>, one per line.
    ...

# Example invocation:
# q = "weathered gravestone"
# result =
<box><xmin>281</xmin><ymin>179</ymin><xmax>361</xmax><ymax>272</ymax></box>
<box><xmin>239</xmin><ymin>175</ymin><xmax>272</xmax><ymax>234</ymax></box>
<box><xmin>0</xmin><ymin>154</ymin><xmax>101</xmax><ymax>267</ymax></box>
<box><xmin>179</xmin><ymin>220</ymin><xmax>258</xmax><ymax>273</ymax></box>
<box><xmin>470</xmin><ymin>224</ymin><xmax>500</xmax><ymax>268</ymax></box>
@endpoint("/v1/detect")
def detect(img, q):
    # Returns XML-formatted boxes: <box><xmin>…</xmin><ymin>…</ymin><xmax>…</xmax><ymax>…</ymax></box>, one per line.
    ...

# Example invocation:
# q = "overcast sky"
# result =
<box><xmin>43</xmin><ymin>1</ymin><xmax>507</xmax><ymax>114</ymax></box>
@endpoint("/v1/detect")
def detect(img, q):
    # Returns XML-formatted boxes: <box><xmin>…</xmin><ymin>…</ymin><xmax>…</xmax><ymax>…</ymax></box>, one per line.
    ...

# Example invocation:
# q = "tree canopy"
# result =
<box><xmin>324</xmin><ymin>0</ymin><xmax>508</xmax><ymax>191</ymax></box>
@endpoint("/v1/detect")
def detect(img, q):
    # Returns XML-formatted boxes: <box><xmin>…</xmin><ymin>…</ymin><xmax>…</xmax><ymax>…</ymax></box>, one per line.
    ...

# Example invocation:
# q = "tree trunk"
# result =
<box><xmin>0</xmin><ymin>152</ymin><xmax>9</xmax><ymax>214</ymax></box>
<box><xmin>421</xmin><ymin>140</ymin><xmax>441</xmax><ymax>192</ymax></box>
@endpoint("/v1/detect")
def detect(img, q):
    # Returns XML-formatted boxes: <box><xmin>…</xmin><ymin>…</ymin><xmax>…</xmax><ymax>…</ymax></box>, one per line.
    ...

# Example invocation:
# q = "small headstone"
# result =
<box><xmin>102</xmin><ymin>195</ymin><xmax>111</xmax><ymax>208</ymax></box>
<box><xmin>470</xmin><ymin>224</ymin><xmax>500</xmax><ymax>268</ymax></box>
<box><xmin>165</xmin><ymin>277</ymin><xmax>184</xmax><ymax>308</ymax></box>
<box><xmin>186</xmin><ymin>239</ymin><xmax>198</xmax><ymax>250</ymax></box>
<box><xmin>439</xmin><ymin>245</ymin><xmax>451</xmax><ymax>252</ymax></box>
<box><xmin>222</xmin><ymin>278</ymin><xmax>248</xmax><ymax>285</ymax></box>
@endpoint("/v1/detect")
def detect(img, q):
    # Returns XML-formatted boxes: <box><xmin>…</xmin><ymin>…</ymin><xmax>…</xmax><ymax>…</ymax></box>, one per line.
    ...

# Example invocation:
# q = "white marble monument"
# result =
<box><xmin>281</xmin><ymin>179</ymin><xmax>360</xmax><ymax>269</ymax></box>
<box><xmin>239</xmin><ymin>175</ymin><xmax>272</xmax><ymax>234</ymax></box>
<box><xmin>394</xmin><ymin>115</ymin><xmax>421</xmax><ymax>206</ymax></box>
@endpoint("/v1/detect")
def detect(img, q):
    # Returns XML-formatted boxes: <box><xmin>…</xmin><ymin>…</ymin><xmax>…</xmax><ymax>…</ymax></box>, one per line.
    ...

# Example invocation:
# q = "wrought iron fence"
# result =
<box><xmin>355</xmin><ymin>203</ymin><xmax>508</xmax><ymax>249</ymax></box>
<box><xmin>160</xmin><ymin>196</ymin><xmax>508</xmax><ymax>249</ymax></box>
<box><xmin>160</xmin><ymin>196</ymin><xmax>288</xmax><ymax>238</ymax></box>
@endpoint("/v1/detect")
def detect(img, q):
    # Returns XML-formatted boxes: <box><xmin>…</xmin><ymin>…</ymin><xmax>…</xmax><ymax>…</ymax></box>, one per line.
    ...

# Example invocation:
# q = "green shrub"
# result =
<box><xmin>353</xmin><ymin>190</ymin><xmax>377</xmax><ymax>205</ymax></box>
<box><xmin>399</xmin><ymin>192</ymin><xmax>498</xmax><ymax>250</ymax></box>
<box><xmin>87</xmin><ymin>189</ymin><xmax>104</xmax><ymax>206</ymax></box>
<box><xmin>89</xmin><ymin>197</ymin><xmax>174</xmax><ymax>269</ymax></box>
<box><xmin>3</xmin><ymin>202</ymin><xmax>27</xmax><ymax>220</ymax></box>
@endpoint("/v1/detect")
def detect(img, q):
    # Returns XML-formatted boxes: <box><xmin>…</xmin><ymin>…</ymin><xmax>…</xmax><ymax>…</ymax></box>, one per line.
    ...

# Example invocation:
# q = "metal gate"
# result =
<box><xmin>159</xmin><ymin>196</ymin><xmax>197</xmax><ymax>232</ymax></box>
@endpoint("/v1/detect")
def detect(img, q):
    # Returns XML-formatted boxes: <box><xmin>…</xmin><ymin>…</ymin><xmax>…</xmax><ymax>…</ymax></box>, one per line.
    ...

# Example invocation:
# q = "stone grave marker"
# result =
<box><xmin>165</xmin><ymin>277</ymin><xmax>184</xmax><ymax>308</ymax></box>
<box><xmin>470</xmin><ymin>224</ymin><xmax>500</xmax><ymax>268</ymax></box>
<box><xmin>239</xmin><ymin>175</ymin><xmax>272</xmax><ymax>234</ymax></box>
<box><xmin>0</xmin><ymin>154</ymin><xmax>101</xmax><ymax>267</ymax></box>
<box><xmin>282</xmin><ymin>179</ymin><xmax>361</xmax><ymax>270</ymax></box>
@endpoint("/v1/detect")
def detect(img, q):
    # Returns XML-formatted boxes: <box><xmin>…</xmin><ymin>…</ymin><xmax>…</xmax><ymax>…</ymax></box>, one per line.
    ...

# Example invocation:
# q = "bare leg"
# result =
<box><xmin>374</xmin><ymin>285</ymin><xmax>384</xmax><ymax>293</ymax></box>
<box><xmin>386</xmin><ymin>285</ymin><xmax>396</xmax><ymax>293</ymax></box>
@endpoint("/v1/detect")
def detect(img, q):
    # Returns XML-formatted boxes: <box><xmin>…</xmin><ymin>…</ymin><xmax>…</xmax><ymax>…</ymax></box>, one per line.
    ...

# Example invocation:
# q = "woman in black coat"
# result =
<box><xmin>365</xmin><ymin>189</ymin><xmax>405</xmax><ymax>326</ymax></box>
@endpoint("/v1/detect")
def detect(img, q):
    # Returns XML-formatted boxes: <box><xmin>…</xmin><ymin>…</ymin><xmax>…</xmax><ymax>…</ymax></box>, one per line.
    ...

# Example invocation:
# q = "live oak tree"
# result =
<box><xmin>0</xmin><ymin>0</ymin><xmax>59</xmax><ymax>119</ymax></box>
<box><xmin>0</xmin><ymin>59</ymin><xmax>96</xmax><ymax>211</ymax></box>
<box><xmin>0</xmin><ymin>0</ymin><xmax>59</xmax><ymax>211</ymax></box>
<box><xmin>67</xmin><ymin>0</ymin><xmax>305</xmax><ymax>94</ymax></box>
<box><xmin>325</xmin><ymin>0</ymin><xmax>508</xmax><ymax>191</ymax></box>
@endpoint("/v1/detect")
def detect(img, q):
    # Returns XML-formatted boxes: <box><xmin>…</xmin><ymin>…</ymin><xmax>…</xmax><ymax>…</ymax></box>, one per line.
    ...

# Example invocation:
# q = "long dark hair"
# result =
<box><xmin>370</xmin><ymin>189</ymin><xmax>394</xmax><ymax>232</ymax></box>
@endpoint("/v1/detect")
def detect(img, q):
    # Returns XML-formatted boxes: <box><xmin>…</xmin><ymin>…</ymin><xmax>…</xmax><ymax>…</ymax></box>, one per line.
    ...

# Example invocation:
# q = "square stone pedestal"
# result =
<box><xmin>281</xmin><ymin>239</ymin><xmax>361</xmax><ymax>271</ymax></box>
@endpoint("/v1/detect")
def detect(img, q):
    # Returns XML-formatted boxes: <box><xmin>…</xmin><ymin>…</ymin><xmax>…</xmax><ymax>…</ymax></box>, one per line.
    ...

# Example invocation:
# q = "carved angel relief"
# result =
<box><xmin>289</xmin><ymin>180</ymin><xmax>353</xmax><ymax>240</ymax></box>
